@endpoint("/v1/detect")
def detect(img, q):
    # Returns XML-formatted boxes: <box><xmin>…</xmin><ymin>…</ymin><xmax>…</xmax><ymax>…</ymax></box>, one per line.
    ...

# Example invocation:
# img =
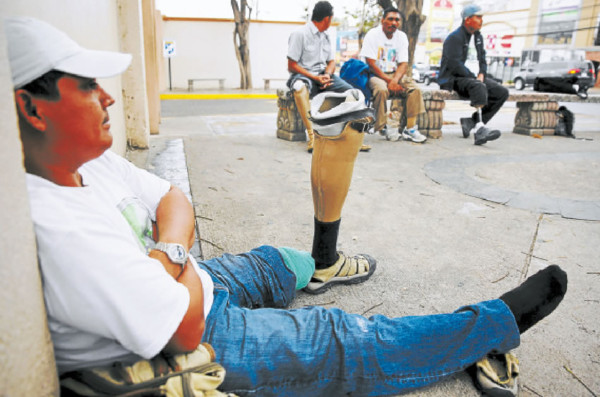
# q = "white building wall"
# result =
<box><xmin>162</xmin><ymin>20</ymin><xmax>239</xmax><ymax>90</ymax></box>
<box><xmin>160</xmin><ymin>19</ymin><xmax>337</xmax><ymax>91</ymax></box>
<box><xmin>249</xmin><ymin>22</ymin><xmax>297</xmax><ymax>89</ymax></box>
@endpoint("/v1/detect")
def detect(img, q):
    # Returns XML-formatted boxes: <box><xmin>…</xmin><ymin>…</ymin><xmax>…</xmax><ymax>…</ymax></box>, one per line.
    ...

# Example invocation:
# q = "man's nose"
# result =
<box><xmin>99</xmin><ymin>88</ymin><xmax>115</xmax><ymax>108</ymax></box>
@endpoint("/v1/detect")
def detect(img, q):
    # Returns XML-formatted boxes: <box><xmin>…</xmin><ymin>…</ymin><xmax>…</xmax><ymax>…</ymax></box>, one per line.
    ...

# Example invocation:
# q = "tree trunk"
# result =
<box><xmin>377</xmin><ymin>0</ymin><xmax>426</xmax><ymax>71</ymax></box>
<box><xmin>231</xmin><ymin>0</ymin><xmax>253</xmax><ymax>89</ymax></box>
<box><xmin>358</xmin><ymin>0</ymin><xmax>367</xmax><ymax>46</ymax></box>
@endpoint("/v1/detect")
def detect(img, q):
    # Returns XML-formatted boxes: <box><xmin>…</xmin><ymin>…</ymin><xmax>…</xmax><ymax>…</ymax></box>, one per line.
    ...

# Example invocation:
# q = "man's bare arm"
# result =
<box><xmin>392</xmin><ymin>62</ymin><xmax>408</xmax><ymax>84</ymax></box>
<box><xmin>365</xmin><ymin>58</ymin><xmax>405</xmax><ymax>94</ymax></box>
<box><xmin>150</xmin><ymin>186</ymin><xmax>205</xmax><ymax>353</ymax></box>
<box><xmin>324</xmin><ymin>60</ymin><xmax>336</xmax><ymax>78</ymax></box>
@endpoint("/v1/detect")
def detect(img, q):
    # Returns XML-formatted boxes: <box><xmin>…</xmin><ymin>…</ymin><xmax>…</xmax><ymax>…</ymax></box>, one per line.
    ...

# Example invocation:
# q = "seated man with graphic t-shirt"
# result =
<box><xmin>360</xmin><ymin>7</ymin><xmax>427</xmax><ymax>143</ymax></box>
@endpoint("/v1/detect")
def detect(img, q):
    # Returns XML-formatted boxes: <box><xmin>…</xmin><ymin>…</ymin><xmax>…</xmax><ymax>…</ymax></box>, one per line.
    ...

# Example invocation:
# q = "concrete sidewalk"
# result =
<box><xmin>132</xmin><ymin>93</ymin><xmax>600</xmax><ymax>396</ymax></box>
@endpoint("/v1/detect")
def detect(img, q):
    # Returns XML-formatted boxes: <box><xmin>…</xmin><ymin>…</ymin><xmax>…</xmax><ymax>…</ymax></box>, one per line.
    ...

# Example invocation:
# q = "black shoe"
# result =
<box><xmin>474</xmin><ymin>126</ymin><xmax>501</xmax><ymax>145</ymax></box>
<box><xmin>487</xmin><ymin>129</ymin><xmax>501</xmax><ymax>142</ymax></box>
<box><xmin>577</xmin><ymin>88</ymin><xmax>588</xmax><ymax>99</ymax></box>
<box><xmin>460</xmin><ymin>117</ymin><xmax>475</xmax><ymax>138</ymax></box>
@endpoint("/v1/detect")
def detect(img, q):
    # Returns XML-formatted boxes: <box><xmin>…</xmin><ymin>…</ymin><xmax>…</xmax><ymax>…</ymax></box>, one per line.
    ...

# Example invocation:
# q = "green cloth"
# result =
<box><xmin>278</xmin><ymin>247</ymin><xmax>315</xmax><ymax>289</ymax></box>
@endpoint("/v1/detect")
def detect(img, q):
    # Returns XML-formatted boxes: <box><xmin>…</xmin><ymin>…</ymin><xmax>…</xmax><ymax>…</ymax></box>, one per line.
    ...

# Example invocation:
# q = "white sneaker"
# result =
<box><xmin>402</xmin><ymin>125</ymin><xmax>427</xmax><ymax>143</ymax></box>
<box><xmin>380</xmin><ymin>126</ymin><xmax>400</xmax><ymax>142</ymax></box>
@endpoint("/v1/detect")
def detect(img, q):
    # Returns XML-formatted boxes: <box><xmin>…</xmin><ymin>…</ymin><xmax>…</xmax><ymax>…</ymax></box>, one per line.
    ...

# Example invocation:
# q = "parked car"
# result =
<box><xmin>422</xmin><ymin>65</ymin><xmax>439</xmax><ymax>85</ymax></box>
<box><xmin>412</xmin><ymin>63</ymin><xmax>428</xmax><ymax>83</ymax></box>
<box><xmin>412</xmin><ymin>64</ymin><xmax>439</xmax><ymax>85</ymax></box>
<box><xmin>513</xmin><ymin>60</ymin><xmax>595</xmax><ymax>91</ymax></box>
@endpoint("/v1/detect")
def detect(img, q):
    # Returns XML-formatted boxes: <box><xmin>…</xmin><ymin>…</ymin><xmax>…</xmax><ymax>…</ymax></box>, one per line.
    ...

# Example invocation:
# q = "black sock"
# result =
<box><xmin>500</xmin><ymin>265</ymin><xmax>567</xmax><ymax>334</ymax></box>
<box><xmin>311</xmin><ymin>218</ymin><xmax>340</xmax><ymax>269</ymax></box>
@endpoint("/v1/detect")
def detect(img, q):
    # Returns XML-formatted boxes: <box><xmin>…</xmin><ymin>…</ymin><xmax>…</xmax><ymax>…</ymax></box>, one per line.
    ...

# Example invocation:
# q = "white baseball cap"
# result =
<box><xmin>461</xmin><ymin>4</ymin><xmax>484</xmax><ymax>19</ymax></box>
<box><xmin>5</xmin><ymin>16</ymin><xmax>132</xmax><ymax>89</ymax></box>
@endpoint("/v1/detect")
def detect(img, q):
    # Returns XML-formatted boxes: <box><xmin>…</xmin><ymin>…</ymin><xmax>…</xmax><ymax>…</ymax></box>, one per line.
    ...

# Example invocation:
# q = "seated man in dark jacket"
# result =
<box><xmin>438</xmin><ymin>4</ymin><xmax>509</xmax><ymax>145</ymax></box>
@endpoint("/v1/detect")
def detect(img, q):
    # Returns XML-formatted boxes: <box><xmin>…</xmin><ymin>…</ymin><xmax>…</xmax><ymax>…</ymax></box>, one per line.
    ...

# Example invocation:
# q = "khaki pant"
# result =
<box><xmin>368</xmin><ymin>74</ymin><xmax>425</xmax><ymax>132</ymax></box>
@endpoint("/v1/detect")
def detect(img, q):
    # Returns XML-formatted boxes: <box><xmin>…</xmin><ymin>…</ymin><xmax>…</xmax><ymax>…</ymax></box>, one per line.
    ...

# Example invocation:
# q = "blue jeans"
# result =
<box><xmin>198</xmin><ymin>246</ymin><xmax>520</xmax><ymax>396</ymax></box>
<box><xmin>287</xmin><ymin>72</ymin><xmax>354</xmax><ymax>98</ymax></box>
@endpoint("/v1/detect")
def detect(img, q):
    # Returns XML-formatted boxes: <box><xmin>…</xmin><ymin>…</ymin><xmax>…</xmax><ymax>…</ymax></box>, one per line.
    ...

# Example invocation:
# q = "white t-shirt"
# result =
<box><xmin>360</xmin><ymin>26</ymin><xmax>409</xmax><ymax>73</ymax></box>
<box><xmin>27</xmin><ymin>150</ymin><xmax>214</xmax><ymax>374</ymax></box>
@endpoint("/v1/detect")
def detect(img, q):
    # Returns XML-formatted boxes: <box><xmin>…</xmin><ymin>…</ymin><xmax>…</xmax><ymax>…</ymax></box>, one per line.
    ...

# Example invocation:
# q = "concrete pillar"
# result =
<box><xmin>142</xmin><ymin>0</ymin><xmax>161</xmax><ymax>135</ymax></box>
<box><xmin>118</xmin><ymin>0</ymin><xmax>151</xmax><ymax>149</ymax></box>
<box><xmin>0</xmin><ymin>20</ymin><xmax>59</xmax><ymax>397</ymax></box>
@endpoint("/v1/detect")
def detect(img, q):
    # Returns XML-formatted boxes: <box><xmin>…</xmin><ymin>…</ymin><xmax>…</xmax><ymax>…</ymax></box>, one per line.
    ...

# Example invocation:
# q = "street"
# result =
<box><xmin>144</xmin><ymin>89</ymin><xmax>600</xmax><ymax>396</ymax></box>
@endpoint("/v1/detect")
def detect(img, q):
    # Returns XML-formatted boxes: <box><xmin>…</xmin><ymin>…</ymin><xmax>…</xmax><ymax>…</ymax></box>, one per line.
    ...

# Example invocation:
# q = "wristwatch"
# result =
<box><xmin>154</xmin><ymin>242</ymin><xmax>188</xmax><ymax>266</ymax></box>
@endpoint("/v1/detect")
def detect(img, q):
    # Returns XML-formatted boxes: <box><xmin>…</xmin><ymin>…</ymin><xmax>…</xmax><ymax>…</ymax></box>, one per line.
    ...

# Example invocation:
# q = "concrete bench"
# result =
<box><xmin>187</xmin><ymin>78</ymin><xmax>225</xmax><ymax>91</ymax></box>
<box><xmin>264</xmin><ymin>78</ymin><xmax>288</xmax><ymax>90</ymax></box>
<box><xmin>275</xmin><ymin>88</ymin><xmax>599</xmax><ymax>141</ymax></box>
<box><xmin>276</xmin><ymin>89</ymin><xmax>306</xmax><ymax>141</ymax></box>
<box><xmin>418</xmin><ymin>89</ymin><xmax>600</xmax><ymax>138</ymax></box>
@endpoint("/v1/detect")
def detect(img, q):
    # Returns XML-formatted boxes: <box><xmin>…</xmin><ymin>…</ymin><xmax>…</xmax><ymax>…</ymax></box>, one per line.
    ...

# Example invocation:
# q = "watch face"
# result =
<box><xmin>168</xmin><ymin>244</ymin><xmax>187</xmax><ymax>263</ymax></box>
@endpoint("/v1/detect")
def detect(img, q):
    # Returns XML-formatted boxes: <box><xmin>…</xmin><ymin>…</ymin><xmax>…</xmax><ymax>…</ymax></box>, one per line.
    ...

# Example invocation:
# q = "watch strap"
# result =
<box><xmin>154</xmin><ymin>242</ymin><xmax>188</xmax><ymax>265</ymax></box>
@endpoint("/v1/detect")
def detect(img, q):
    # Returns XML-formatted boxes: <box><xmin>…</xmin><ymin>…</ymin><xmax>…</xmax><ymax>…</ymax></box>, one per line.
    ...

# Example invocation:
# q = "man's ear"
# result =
<box><xmin>14</xmin><ymin>89</ymin><xmax>47</xmax><ymax>132</ymax></box>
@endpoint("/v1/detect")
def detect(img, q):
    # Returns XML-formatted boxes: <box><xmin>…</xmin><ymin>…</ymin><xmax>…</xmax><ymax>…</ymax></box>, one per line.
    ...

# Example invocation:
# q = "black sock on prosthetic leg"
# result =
<box><xmin>500</xmin><ymin>265</ymin><xmax>568</xmax><ymax>334</ymax></box>
<box><xmin>312</xmin><ymin>218</ymin><xmax>340</xmax><ymax>269</ymax></box>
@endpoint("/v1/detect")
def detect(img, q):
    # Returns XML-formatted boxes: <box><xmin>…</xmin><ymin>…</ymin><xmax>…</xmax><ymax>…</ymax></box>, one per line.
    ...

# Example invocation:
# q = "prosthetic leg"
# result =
<box><xmin>460</xmin><ymin>107</ymin><xmax>501</xmax><ymax>145</ymax></box>
<box><xmin>304</xmin><ymin>89</ymin><xmax>377</xmax><ymax>294</ymax></box>
<box><xmin>292</xmin><ymin>82</ymin><xmax>315</xmax><ymax>153</ymax></box>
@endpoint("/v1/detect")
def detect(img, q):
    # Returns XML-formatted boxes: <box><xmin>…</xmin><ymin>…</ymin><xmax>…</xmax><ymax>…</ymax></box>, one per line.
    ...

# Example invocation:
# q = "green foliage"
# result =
<box><xmin>342</xmin><ymin>0</ymin><xmax>383</xmax><ymax>40</ymax></box>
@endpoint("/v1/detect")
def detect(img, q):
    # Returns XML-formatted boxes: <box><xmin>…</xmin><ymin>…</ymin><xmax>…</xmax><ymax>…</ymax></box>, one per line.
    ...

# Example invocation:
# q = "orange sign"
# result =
<box><xmin>500</xmin><ymin>35</ymin><xmax>513</xmax><ymax>48</ymax></box>
<box><xmin>433</xmin><ymin>0</ymin><xmax>453</xmax><ymax>8</ymax></box>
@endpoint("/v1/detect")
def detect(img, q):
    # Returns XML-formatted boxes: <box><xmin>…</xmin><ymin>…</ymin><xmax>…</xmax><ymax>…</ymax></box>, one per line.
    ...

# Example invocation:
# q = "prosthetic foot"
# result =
<box><xmin>470</xmin><ymin>107</ymin><xmax>500</xmax><ymax>145</ymax></box>
<box><xmin>474</xmin><ymin>126</ymin><xmax>501</xmax><ymax>145</ymax></box>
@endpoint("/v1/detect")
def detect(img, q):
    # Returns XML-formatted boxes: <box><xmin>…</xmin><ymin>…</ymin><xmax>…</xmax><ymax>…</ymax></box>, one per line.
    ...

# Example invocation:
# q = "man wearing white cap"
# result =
<box><xmin>438</xmin><ymin>4</ymin><xmax>509</xmax><ymax>145</ymax></box>
<box><xmin>7</xmin><ymin>16</ymin><xmax>568</xmax><ymax>397</ymax></box>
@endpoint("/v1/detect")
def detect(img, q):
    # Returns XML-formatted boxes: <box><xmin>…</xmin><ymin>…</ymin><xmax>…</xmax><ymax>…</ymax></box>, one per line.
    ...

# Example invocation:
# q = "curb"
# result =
<box><xmin>160</xmin><ymin>93</ymin><xmax>278</xmax><ymax>100</ymax></box>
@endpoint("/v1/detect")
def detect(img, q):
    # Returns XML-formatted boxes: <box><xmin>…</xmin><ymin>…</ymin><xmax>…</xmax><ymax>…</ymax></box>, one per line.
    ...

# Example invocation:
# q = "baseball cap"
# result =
<box><xmin>5</xmin><ymin>16</ymin><xmax>132</xmax><ymax>89</ymax></box>
<box><xmin>461</xmin><ymin>4</ymin><xmax>484</xmax><ymax>19</ymax></box>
